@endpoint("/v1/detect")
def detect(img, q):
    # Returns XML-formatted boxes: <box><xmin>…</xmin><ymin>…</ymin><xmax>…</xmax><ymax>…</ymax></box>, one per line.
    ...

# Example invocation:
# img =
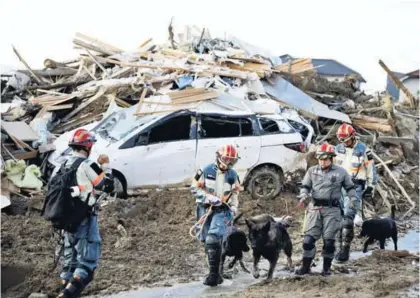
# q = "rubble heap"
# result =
<box><xmin>1</xmin><ymin>23</ymin><xmax>418</xmax><ymax>218</ymax></box>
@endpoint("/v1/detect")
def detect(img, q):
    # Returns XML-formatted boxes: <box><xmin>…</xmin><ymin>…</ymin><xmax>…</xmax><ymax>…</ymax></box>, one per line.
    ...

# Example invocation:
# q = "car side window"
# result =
<box><xmin>148</xmin><ymin>114</ymin><xmax>193</xmax><ymax>144</ymax></box>
<box><xmin>259</xmin><ymin>118</ymin><xmax>280</xmax><ymax>135</ymax></box>
<box><xmin>199</xmin><ymin>115</ymin><xmax>254</xmax><ymax>138</ymax></box>
<box><xmin>259</xmin><ymin>118</ymin><xmax>295</xmax><ymax>134</ymax></box>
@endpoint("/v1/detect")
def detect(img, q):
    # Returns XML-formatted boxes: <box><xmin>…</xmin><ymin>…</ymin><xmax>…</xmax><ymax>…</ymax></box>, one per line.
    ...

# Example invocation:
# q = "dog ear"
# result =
<box><xmin>263</xmin><ymin>221</ymin><xmax>271</xmax><ymax>233</ymax></box>
<box><xmin>245</xmin><ymin>219</ymin><xmax>254</xmax><ymax>229</ymax></box>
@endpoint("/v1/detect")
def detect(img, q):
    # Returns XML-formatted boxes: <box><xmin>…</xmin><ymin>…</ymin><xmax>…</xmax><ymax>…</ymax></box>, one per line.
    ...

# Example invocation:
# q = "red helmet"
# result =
<box><xmin>336</xmin><ymin>123</ymin><xmax>355</xmax><ymax>142</ymax></box>
<box><xmin>216</xmin><ymin>144</ymin><xmax>239</xmax><ymax>170</ymax></box>
<box><xmin>69</xmin><ymin>129</ymin><xmax>96</xmax><ymax>150</ymax></box>
<box><xmin>316</xmin><ymin>143</ymin><xmax>336</xmax><ymax>160</ymax></box>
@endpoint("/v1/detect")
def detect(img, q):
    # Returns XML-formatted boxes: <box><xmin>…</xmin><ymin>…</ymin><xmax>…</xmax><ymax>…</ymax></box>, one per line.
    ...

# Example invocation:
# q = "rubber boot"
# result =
<box><xmin>321</xmin><ymin>257</ymin><xmax>333</xmax><ymax>276</ymax></box>
<box><xmin>203</xmin><ymin>244</ymin><xmax>222</xmax><ymax>287</ymax></box>
<box><xmin>295</xmin><ymin>257</ymin><xmax>312</xmax><ymax>275</ymax></box>
<box><xmin>335</xmin><ymin>245</ymin><xmax>350</xmax><ymax>262</ymax></box>
<box><xmin>56</xmin><ymin>273</ymin><xmax>93</xmax><ymax>298</ymax></box>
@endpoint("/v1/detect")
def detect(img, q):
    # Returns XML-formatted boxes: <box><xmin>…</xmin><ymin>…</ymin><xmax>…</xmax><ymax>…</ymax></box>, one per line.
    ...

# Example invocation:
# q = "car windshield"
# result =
<box><xmin>95</xmin><ymin>110</ymin><xmax>157</xmax><ymax>143</ymax></box>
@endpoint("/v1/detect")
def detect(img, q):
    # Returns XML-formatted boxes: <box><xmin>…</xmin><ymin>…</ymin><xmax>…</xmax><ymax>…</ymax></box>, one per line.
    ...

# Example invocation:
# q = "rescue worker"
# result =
<box><xmin>190</xmin><ymin>144</ymin><xmax>241</xmax><ymax>287</ymax></box>
<box><xmin>58</xmin><ymin>129</ymin><xmax>114</xmax><ymax>298</ymax></box>
<box><xmin>334</xmin><ymin>123</ymin><xmax>378</xmax><ymax>262</ymax></box>
<box><xmin>295</xmin><ymin>143</ymin><xmax>357</xmax><ymax>276</ymax></box>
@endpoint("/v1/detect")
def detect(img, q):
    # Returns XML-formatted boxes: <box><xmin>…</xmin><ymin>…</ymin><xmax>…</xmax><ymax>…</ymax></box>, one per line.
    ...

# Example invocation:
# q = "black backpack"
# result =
<box><xmin>41</xmin><ymin>157</ymin><xmax>91</xmax><ymax>233</ymax></box>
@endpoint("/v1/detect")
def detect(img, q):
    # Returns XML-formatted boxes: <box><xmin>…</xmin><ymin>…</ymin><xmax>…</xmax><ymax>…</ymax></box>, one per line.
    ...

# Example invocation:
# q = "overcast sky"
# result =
<box><xmin>1</xmin><ymin>0</ymin><xmax>419</xmax><ymax>92</ymax></box>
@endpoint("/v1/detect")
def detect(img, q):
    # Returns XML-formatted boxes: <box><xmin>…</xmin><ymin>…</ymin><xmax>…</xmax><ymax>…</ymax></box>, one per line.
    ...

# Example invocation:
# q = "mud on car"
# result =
<box><xmin>46</xmin><ymin>107</ymin><xmax>308</xmax><ymax>200</ymax></box>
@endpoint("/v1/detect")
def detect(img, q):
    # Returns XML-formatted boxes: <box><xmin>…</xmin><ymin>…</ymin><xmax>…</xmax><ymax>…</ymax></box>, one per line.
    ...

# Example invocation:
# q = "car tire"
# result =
<box><xmin>112</xmin><ymin>171</ymin><xmax>128</xmax><ymax>199</ymax></box>
<box><xmin>248</xmin><ymin>166</ymin><xmax>283</xmax><ymax>200</ymax></box>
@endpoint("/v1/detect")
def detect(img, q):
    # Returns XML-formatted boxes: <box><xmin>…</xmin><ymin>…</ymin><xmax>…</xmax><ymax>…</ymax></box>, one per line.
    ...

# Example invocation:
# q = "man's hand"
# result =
<box><xmin>297</xmin><ymin>193</ymin><xmax>309</xmax><ymax>209</ymax></box>
<box><xmin>349</xmin><ymin>197</ymin><xmax>357</xmax><ymax>209</ymax></box>
<box><xmin>207</xmin><ymin>194</ymin><xmax>221</xmax><ymax>206</ymax></box>
<box><xmin>97</xmin><ymin>154</ymin><xmax>110</xmax><ymax>165</ymax></box>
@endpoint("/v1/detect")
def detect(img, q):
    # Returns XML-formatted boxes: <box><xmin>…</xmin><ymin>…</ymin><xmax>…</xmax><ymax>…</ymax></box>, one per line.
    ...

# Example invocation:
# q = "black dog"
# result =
<box><xmin>221</xmin><ymin>213</ymin><xmax>250</xmax><ymax>276</ymax></box>
<box><xmin>359</xmin><ymin>205</ymin><xmax>398</xmax><ymax>253</ymax></box>
<box><xmin>245</xmin><ymin>214</ymin><xmax>293</xmax><ymax>280</ymax></box>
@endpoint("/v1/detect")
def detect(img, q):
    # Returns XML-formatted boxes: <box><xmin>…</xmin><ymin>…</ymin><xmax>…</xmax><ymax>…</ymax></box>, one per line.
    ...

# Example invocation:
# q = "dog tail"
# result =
<box><xmin>391</xmin><ymin>205</ymin><xmax>396</xmax><ymax>220</ymax></box>
<box><xmin>233</xmin><ymin>212</ymin><xmax>244</xmax><ymax>225</ymax></box>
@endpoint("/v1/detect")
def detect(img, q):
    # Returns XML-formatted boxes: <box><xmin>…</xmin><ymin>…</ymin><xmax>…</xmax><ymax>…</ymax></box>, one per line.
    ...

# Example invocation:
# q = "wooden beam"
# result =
<box><xmin>135</xmin><ymin>88</ymin><xmax>148</xmax><ymax>114</ymax></box>
<box><xmin>379</xmin><ymin>60</ymin><xmax>417</xmax><ymax>108</ymax></box>
<box><xmin>75</xmin><ymin>32</ymin><xmax>123</xmax><ymax>52</ymax></box>
<box><xmin>45</xmin><ymin>104</ymin><xmax>74</xmax><ymax>111</ymax></box>
<box><xmin>12</xmin><ymin>45</ymin><xmax>43</xmax><ymax>84</ymax></box>
<box><xmin>62</xmin><ymin>88</ymin><xmax>106</xmax><ymax>122</ymax></box>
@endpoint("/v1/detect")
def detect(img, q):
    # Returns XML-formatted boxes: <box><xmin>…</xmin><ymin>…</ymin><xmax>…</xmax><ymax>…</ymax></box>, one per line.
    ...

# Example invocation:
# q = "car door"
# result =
<box><xmin>195</xmin><ymin>113</ymin><xmax>261</xmax><ymax>182</ymax></box>
<box><xmin>117</xmin><ymin>111</ymin><xmax>197</xmax><ymax>188</ymax></box>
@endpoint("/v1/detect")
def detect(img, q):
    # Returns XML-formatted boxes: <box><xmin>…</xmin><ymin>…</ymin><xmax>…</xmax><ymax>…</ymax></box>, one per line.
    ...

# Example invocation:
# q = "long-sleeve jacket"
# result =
<box><xmin>190</xmin><ymin>163</ymin><xmax>240</xmax><ymax>209</ymax></box>
<box><xmin>334</xmin><ymin>141</ymin><xmax>378</xmax><ymax>188</ymax></box>
<box><xmin>300</xmin><ymin>164</ymin><xmax>357</xmax><ymax>201</ymax></box>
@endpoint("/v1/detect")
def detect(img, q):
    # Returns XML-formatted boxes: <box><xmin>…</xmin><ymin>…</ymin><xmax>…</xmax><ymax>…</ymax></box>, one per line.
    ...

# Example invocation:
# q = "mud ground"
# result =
<box><xmin>222</xmin><ymin>252</ymin><xmax>419</xmax><ymax>298</ymax></box>
<box><xmin>1</xmin><ymin>189</ymin><xmax>419</xmax><ymax>298</ymax></box>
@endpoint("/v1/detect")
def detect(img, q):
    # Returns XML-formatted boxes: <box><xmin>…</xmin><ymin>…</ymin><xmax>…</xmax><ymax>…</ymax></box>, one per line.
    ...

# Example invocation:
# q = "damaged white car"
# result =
<box><xmin>47</xmin><ymin>107</ymin><xmax>307</xmax><ymax>200</ymax></box>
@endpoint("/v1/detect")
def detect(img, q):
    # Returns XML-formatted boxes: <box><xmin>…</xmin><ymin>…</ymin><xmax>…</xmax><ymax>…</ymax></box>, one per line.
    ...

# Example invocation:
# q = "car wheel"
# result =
<box><xmin>112</xmin><ymin>172</ymin><xmax>127</xmax><ymax>199</ymax></box>
<box><xmin>248</xmin><ymin>166</ymin><xmax>283</xmax><ymax>200</ymax></box>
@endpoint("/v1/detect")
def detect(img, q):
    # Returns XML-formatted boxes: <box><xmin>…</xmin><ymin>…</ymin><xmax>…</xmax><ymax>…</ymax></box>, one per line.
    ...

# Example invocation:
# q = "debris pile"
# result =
<box><xmin>1</xmin><ymin>22</ymin><xmax>418</xmax><ymax>218</ymax></box>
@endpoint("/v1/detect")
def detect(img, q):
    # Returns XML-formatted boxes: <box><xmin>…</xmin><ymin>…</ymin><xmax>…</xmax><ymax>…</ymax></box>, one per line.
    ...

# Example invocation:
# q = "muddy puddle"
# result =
<box><xmin>92</xmin><ymin>228</ymin><xmax>419</xmax><ymax>298</ymax></box>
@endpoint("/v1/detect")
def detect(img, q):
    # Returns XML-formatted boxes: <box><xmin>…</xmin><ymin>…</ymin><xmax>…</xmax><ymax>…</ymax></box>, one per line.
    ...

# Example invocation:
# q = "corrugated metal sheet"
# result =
<box><xmin>262</xmin><ymin>75</ymin><xmax>351</xmax><ymax>123</ymax></box>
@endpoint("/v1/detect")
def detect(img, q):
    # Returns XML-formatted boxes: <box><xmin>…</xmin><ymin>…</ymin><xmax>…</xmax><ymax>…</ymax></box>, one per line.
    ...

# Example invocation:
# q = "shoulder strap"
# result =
<box><xmin>69</xmin><ymin>157</ymin><xmax>87</xmax><ymax>171</ymax></box>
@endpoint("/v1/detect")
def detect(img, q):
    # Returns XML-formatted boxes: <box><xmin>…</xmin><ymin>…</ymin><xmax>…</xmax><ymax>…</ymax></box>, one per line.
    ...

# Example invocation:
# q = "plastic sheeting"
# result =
<box><xmin>262</xmin><ymin>75</ymin><xmax>351</xmax><ymax>123</ymax></box>
<box><xmin>4</xmin><ymin>160</ymin><xmax>43</xmax><ymax>190</ymax></box>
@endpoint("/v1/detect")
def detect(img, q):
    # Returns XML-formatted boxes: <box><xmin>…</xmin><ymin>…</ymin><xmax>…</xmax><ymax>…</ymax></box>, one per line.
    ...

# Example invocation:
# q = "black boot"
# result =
<box><xmin>56</xmin><ymin>273</ymin><xmax>93</xmax><ymax>298</ymax></box>
<box><xmin>295</xmin><ymin>257</ymin><xmax>312</xmax><ymax>275</ymax></box>
<box><xmin>203</xmin><ymin>243</ymin><xmax>222</xmax><ymax>287</ymax></box>
<box><xmin>335</xmin><ymin>245</ymin><xmax>350</xmax><ymax>262</ymax></box>
<box><xmin>321</xmin><ymin>257</ymin><xmax>333</xmax><ymax>276</ymax></box>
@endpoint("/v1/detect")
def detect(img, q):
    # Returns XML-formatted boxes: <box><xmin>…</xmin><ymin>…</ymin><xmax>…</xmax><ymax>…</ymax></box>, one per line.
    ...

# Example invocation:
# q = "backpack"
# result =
<box><xmin>41</xmin><ymin>157</ymin><xmax>91</xmax><ymax>233</ymax></box>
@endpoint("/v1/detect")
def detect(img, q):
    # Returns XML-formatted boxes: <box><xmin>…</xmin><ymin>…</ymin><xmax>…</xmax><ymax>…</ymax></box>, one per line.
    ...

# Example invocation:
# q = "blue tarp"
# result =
<box><xmin>262</xmin><ymin>75</ymin><xmax>351</xmax><ymax>123</ymax></box>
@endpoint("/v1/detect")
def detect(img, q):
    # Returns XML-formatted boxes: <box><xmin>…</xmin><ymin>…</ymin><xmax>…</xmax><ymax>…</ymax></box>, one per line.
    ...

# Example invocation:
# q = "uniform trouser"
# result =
<box><xmin>60</xmin><ymin>215</ymin><xmax>101</xmax><ymax>281</ymax></box>
<box><xmin>302</xmin><ymin>204</ymin><xmax>342</xmax><ymax>259</ymax></box>
<box><xmin>336</xmin><ymin>184</ymin><xmax>364</xmax><ymax>248</ymax></box>
<box><xmin>196</xmin><ymin>204</ymin><xmax>232</xmax><ymax>245</ymax></box>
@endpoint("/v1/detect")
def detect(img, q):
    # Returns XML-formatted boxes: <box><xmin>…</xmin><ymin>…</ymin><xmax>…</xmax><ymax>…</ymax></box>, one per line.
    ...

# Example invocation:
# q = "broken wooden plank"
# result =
<box><xmin>172</xmin><ymin>91</ymin><xmax>218</xmax><ymax>104</ymax></box>
<box><xmin>1</xmin><ymin>121</ymin><xmax>39</xmax><ymax>141</ymax></box>
<box><xmin>352</xmin><ymin>120</ymin><xmax>393</xmax><ymax>133</ymax></box>
<box><xmin>75</xmin><ymin>32</ymin><xmax>123</xmax><ymax>53</ymax></box>
<box><xmin>379</xmin><ymin>60</ymin><xmax>417</xmax><ymax>108</ymax></box>
<box><xmin>62</xmin><ymin>88</ymin><xmax>106</xmax><ymax>122</ymax></box>
<box><xmin>13</xmin><ymin>150</ymin><xmax>39</xmax><ymax>160</ymax></box>
<box><xmin>138</xmin><ymin>38</ymin><xmax>153</xmax><ymax>48</ymax></box>
<box><xmin>17</xmin><ymin>68</ymin><xmax>77</xmax><ymax>77</ymax></box>
<box><xmin>135</xmin><ymin>88</ymin><xmax>148</xmax><ymax>114</ymax></box>
<box><xmin>45</xmin><ymin>104</ymin><xmax>74</xmax><ymax>111</ymax></box>
<box><xmin>371</xmin><ymin>150</ymin><xmax>416</xmax><ymax>210</ymax></box>
<box><xmin>12</xmin><ymin>45</ymin><xmax>43</xmax><ymax>85</ymax></box>
<box><xmin>85</xmin><ymin>49</ymin><xmax>110</xmax><ymax>78</ymax></box>
<box><xmin>167</xmin><ymin>88</ymin><xmax>206</xmax><ymax>100</ymax></box>
<box><xmin>73</xmin><ymin>38</ymin><xmax>117</xmax><ymax>56</ymax></box>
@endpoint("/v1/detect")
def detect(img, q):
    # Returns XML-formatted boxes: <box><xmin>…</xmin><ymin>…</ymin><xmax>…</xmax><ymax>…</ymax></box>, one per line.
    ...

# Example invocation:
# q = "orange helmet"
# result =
<box><xmin>316</xmin><ymin>143</ymin><xmax>336</xmax><ymax>160</ymax></box>
<box><xmin>336</xmin><ymin>123</ymin><xmax>355</xmax><ymax>142</ymax></box>
<box><xmin>216</xmin><ymin>144</ymin><xmax>239</xmax><ymax>170</ymax></box>
<box><xmin>69</xmin><ymin>129</ymin><xmax>96</xmax><ymax>150</ymax></box>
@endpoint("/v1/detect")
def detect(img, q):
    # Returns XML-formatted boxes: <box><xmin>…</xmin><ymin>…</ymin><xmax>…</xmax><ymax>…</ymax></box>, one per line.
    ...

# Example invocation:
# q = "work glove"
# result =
<box><xmin>230</xmin><ymin>206</ymin><xmax>238</xmax><ymax>216</ymax></box>
<box><xmin>348</xmin><ymin>197</ymin><xmax>357</xmax><ymax>209</ymax></box>
<box><xmin>362</xmin><ymin>186</ymin><xmax>373</xmax><ymax>201</ymax></box>
<box><xmin>207</xmin><ymin>194</ymin><xmax>221</xmax><ymax>206</ymax></box>
<box><xmin>297</xmin><ymin>193</ymin><xmax>309</xmax><ymax>209</ymax></box>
